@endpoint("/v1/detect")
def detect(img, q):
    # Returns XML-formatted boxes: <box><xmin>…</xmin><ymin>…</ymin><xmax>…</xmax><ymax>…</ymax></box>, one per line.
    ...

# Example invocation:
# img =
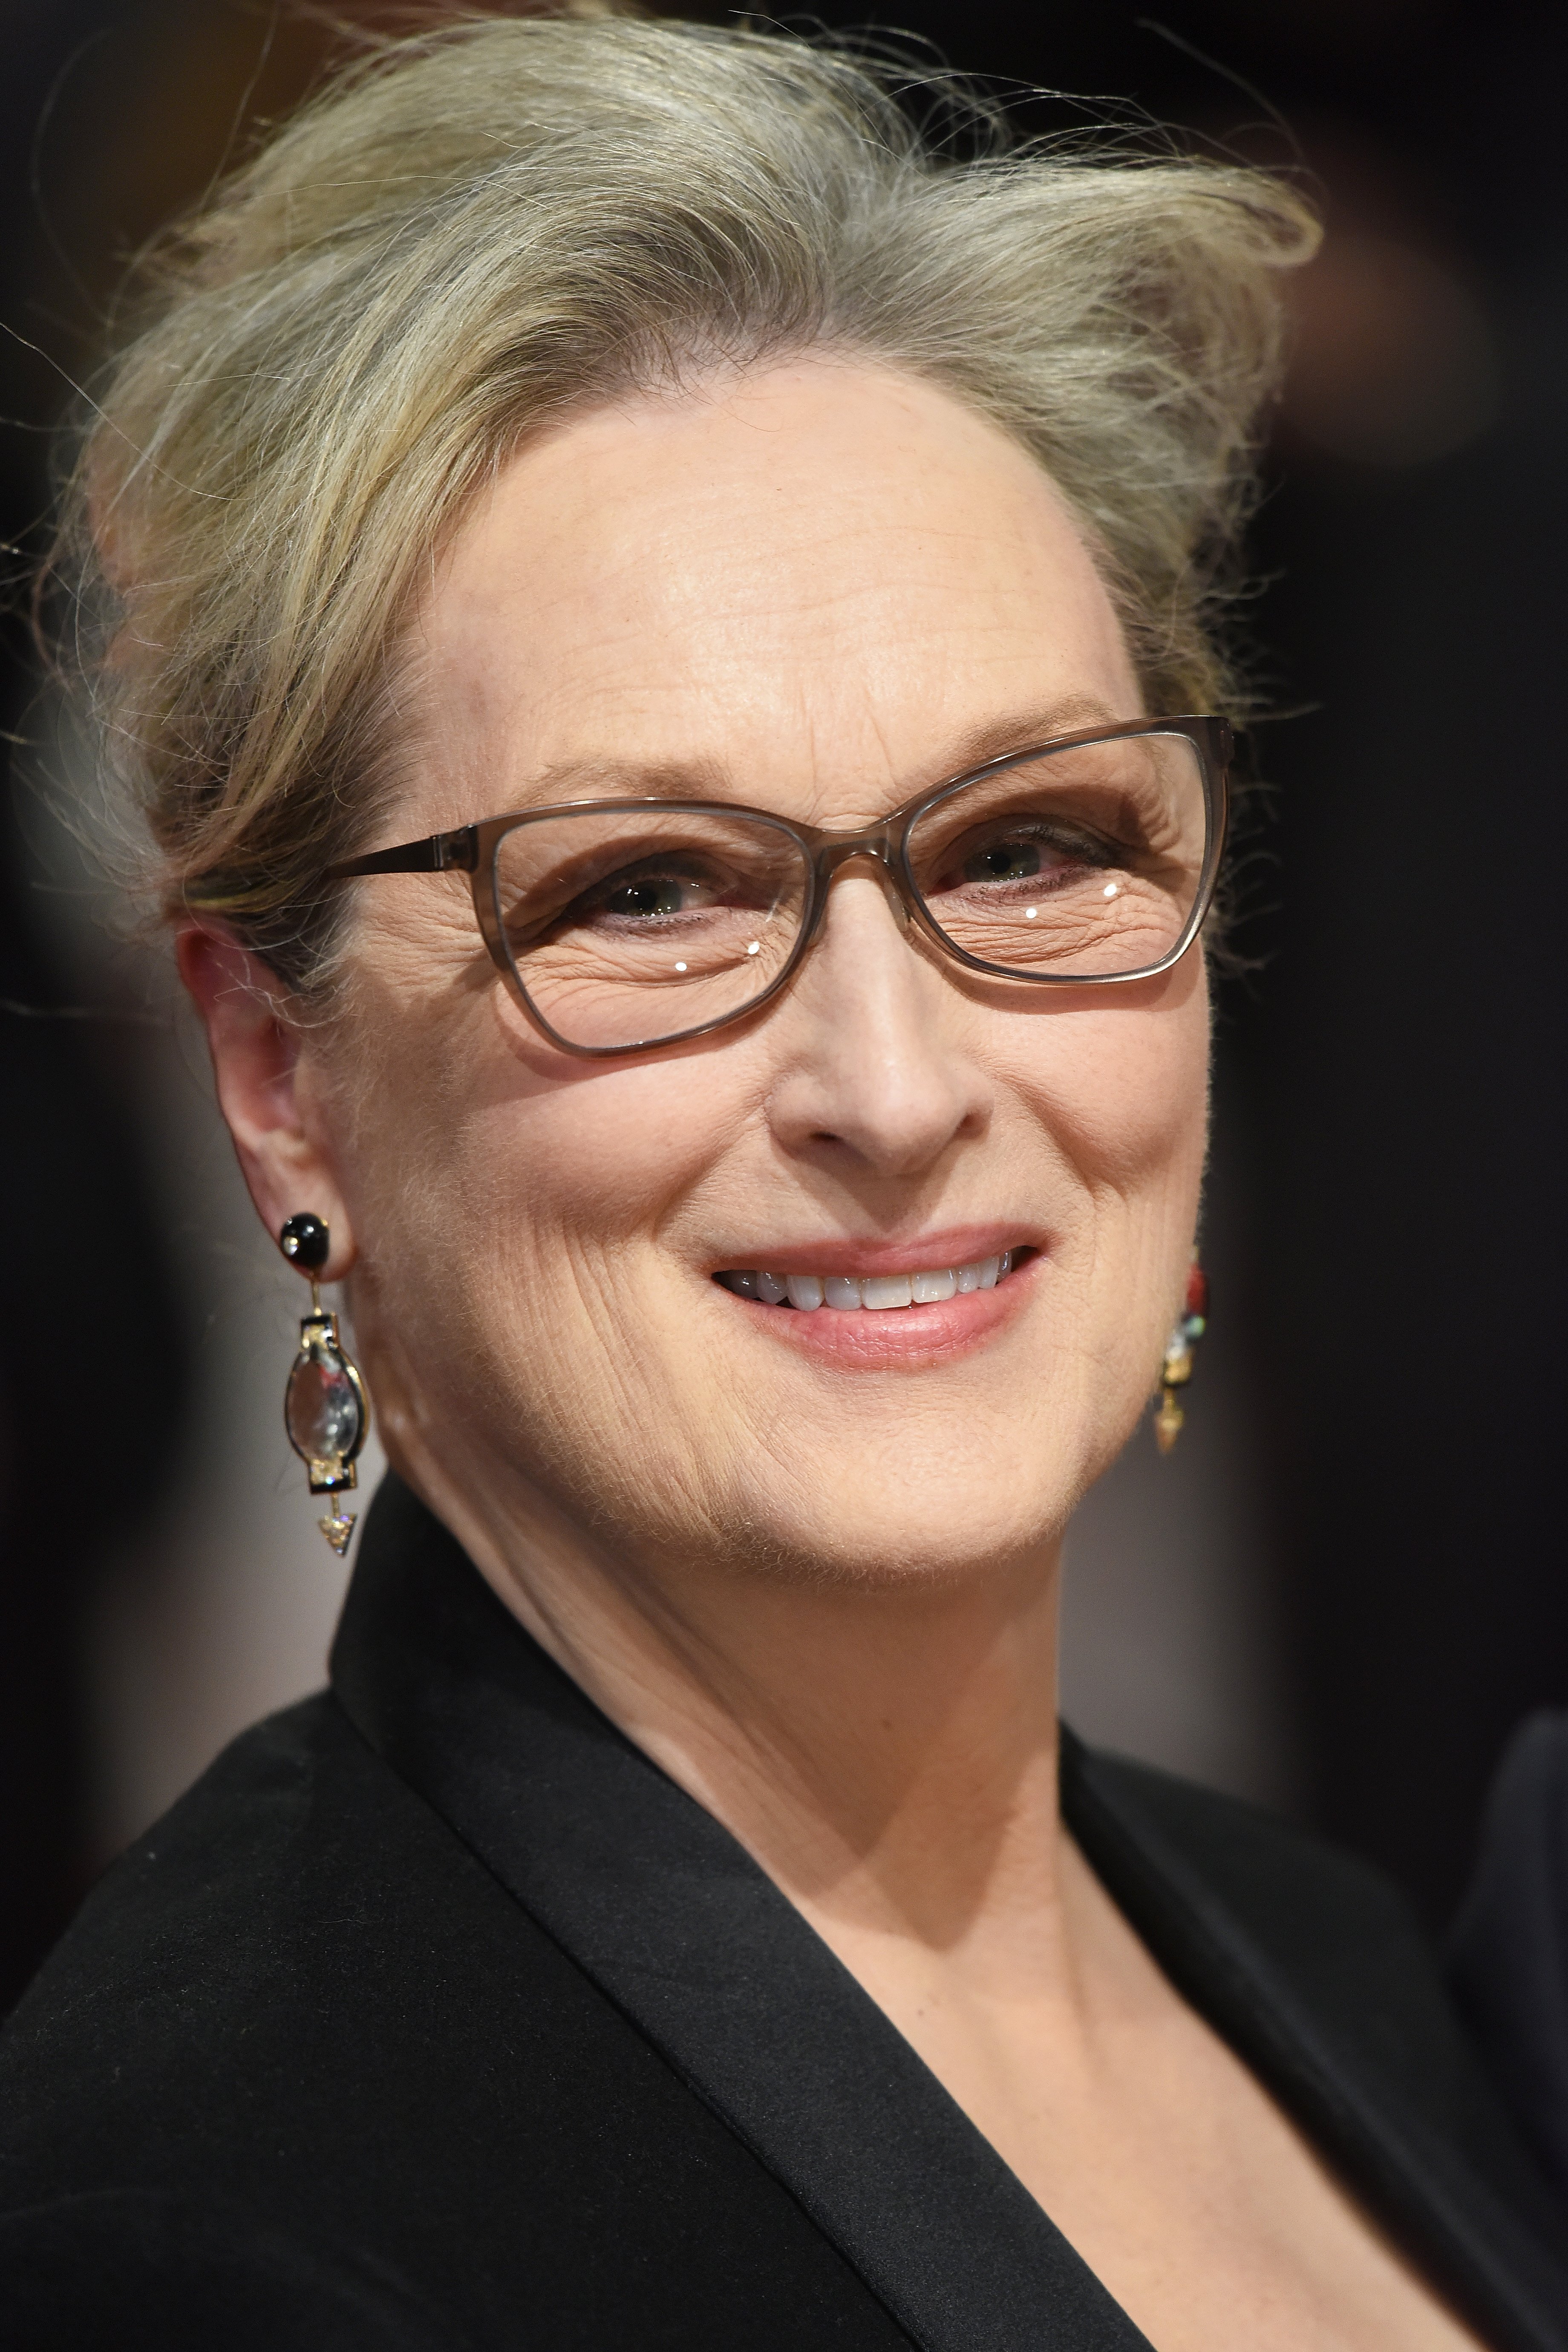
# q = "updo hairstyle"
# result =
<box><xmin>61</xmin><ymin>5</ymin><xmax>1317</xmax><ymax>987</ymax></box>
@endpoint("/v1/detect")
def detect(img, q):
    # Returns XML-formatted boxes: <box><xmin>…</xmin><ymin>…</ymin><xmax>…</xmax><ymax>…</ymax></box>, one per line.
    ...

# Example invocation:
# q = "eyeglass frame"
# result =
<box><xmin>323</xmin><ymin>712</ymin><xmax>1232</xmax><ymax>1058</ymax></box>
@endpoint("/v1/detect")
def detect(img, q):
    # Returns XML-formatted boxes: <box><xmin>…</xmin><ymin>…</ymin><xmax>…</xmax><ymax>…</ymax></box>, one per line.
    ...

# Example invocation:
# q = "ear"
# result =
<box><xmin>177</xmin><ymin>923</ymin><xmax>357</xmax><ymax>1282</ymax></box>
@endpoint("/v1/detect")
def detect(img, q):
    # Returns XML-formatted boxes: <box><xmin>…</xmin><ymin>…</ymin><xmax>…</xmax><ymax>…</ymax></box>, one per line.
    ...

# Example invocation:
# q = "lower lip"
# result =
<box><xmin>714</xmin><ymin>1255</ymin><xmax>1039</xmax><ymax>1370</ymax></box>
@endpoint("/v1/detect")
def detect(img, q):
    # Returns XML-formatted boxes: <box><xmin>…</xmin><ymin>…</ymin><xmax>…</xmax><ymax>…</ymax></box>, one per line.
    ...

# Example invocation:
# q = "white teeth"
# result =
<box><xmin>722</xmin><ymin>1251</ymin><xmax>1021</xmax><ymax>1311</ymax></box>
<box><xmin>911</xmin><ymin>1268</ymin><xmax>957</xmax><ymax>1304</ymax></box>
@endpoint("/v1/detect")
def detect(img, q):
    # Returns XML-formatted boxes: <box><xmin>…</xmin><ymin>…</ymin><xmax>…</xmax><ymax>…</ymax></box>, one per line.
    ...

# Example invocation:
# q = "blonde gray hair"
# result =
<box><xmin>63</xmin><ymin>6</ymin><xmax>1317</xmax><ymax>983</ymax></box>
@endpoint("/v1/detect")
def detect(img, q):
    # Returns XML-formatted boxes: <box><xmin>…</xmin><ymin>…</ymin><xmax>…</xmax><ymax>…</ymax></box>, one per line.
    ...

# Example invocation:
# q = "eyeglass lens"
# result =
<box><xmin>490</xmin><ymin>731</ymin><xmax>1208</xmax><ymax>1051</ymax></box>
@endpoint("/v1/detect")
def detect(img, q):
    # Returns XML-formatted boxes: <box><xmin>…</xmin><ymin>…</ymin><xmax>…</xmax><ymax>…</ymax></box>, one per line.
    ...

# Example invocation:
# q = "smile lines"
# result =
<box><xmin>718</xmin><ymin>1251</ymin><xmax>1015</xmax><ymax>1311</ymax></box>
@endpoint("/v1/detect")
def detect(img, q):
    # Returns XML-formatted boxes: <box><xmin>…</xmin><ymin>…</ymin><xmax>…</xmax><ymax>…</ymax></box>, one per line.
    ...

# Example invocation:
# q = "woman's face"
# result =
<box><xmin>305</xmin><ymin>359</ymin><xmax>1209</xmax><ymax>1588</ymax></box>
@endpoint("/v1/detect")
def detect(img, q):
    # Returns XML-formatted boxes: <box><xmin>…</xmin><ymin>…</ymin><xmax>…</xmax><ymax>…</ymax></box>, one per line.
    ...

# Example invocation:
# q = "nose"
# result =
<box><xmin>763</xmin><ymin>865</ymin><xmax>991</xmax><ymax>1177</ymax></box>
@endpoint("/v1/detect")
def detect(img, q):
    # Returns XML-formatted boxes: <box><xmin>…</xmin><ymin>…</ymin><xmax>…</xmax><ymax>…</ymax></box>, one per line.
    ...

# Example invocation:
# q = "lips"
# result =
<box><xmin>711</xmin><ymin>1241</ymin><xmax>1037</xmax><ymax>1369</ymax></box>
<box><xmin>717</xmin><ymin>1251</ymin><xmax>1016</xmax><ymax>1311</ymax></box>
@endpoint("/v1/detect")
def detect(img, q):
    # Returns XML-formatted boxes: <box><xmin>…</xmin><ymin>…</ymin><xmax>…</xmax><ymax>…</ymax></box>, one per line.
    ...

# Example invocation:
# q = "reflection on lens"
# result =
<box><xmin>907</xmin><ymin>732</ymin><xmax>1207</xmax><ymax>977</ymax></box>
<box><xmin>493</xmin><ymin>807</ymin><xmax>808</xmax><ymax>1049</ymax></box>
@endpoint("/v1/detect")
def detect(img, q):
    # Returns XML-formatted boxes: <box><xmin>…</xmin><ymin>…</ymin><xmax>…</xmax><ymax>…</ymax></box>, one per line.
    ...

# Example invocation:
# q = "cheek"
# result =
<box><xmin>998</xmin><ymin>980</ymin><xmax>1209</xmax><ymax>1473</ymax></box>
<box><xmin>329</xmin><ymin>965</ymin><xmax>745</xmax><ymax>1307</ymax></box>
<box><xmin>456</xmin><ymin>1051</ymin><xmax>748</xmax><ymax>1276</ymax></box>
<box><xmin>997</xmin><ymin>980</ymin><xmax>1210</xmax><ymax>1207</ymax></box>
<box><xmin>319</xmin><ymin>980</ymin><xmax>755</xmax><ymax>1516</ymax></box>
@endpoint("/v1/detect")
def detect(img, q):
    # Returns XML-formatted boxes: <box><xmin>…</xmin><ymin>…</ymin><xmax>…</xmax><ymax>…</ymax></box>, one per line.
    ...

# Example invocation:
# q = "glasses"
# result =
<box><xmin>325</xmin><ymin>715</ymin><xmax>1230</xmax><ymax>1057</ymax></box>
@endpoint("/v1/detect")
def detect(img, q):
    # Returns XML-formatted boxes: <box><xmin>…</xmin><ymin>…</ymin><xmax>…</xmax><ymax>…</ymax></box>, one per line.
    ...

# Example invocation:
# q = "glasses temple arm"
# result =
<box><xmin>324</xmin><ymin>825</ymin><xmax>479</xmax><ymax>882</ymax></box>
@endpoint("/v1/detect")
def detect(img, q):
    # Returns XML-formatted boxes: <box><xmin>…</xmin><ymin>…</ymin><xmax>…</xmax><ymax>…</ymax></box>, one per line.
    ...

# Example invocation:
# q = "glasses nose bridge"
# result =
<box><xmin>808</xmin><ymin>824</ymin><xmax>919</xmax><ymax>928</ymax></box>
<box><xmin>815</xmin><ymin>824</ymin><xmax>896</xmax><ymax>881</ymax></box>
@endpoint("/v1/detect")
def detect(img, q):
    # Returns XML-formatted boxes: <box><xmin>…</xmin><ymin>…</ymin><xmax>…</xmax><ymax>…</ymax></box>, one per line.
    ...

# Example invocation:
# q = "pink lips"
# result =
<box><xmin>715</xmin><ymin>1227</ymin><xmax>1026</xmax><ymax>1281</ymax></box>
<box><xmin>712</xmin><ymin>1235</ymin><xmax>1041</xmax><ymax>1370</ymax></box>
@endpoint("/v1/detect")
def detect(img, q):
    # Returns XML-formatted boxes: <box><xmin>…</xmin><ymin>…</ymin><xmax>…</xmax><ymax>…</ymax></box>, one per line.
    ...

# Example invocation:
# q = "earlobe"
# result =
<box><xmin>176</xmin><ymin>923</ymin><xmax>357</xmax><ymax>1279</ymax></box>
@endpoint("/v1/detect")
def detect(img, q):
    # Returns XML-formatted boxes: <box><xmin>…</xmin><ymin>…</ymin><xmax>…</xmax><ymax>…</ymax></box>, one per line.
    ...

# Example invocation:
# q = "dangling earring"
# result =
<box><xmin>1154</xmin><ymin>1257</ymin><xmax>1208</xmax><ymax>1455</ymax></box>
<box><xmin>279</xmin><ymin>1213</ymin><xmax>370</xmax><ymax>1555</ymax></box>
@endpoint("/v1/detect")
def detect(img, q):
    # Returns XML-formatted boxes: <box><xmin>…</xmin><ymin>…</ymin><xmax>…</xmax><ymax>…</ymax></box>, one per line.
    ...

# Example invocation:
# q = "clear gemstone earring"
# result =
<box><xmin>279</xmin><ymin>1213</ymin><xmax>370</xmax><ymax>1554</ymax></box>
<box><xmin>1154</xmin><ymin>1258</ymin><xmax>1208</xmax><ymax>1455</ymax></box>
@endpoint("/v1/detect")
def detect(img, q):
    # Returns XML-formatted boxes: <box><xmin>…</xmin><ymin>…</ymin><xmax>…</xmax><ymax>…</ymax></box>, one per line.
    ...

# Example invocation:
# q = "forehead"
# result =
<box><xmin>408</xmin><ymin>358</ymin><xmax>1141</xmax><ymax>829</ymax></box>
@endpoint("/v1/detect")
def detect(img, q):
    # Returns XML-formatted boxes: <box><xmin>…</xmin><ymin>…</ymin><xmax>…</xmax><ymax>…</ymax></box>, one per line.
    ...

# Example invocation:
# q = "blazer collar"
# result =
<box><xmin>330</xmin><ymin>1476</ymin><xmax>1568</xmax><ymax>2352</ymax></box>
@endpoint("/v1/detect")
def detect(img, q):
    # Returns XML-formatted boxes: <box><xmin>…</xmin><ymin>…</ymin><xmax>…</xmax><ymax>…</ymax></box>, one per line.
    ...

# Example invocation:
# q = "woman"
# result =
<box><xmin>1</xmin><ymin>13</ymin><xmax>1562</xmax><ymax>2349</ymax></box>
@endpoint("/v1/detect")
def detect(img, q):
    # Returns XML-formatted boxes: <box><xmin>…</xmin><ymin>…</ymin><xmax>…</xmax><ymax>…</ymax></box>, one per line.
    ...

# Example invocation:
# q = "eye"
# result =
<box><xmin>597</xmin><ymin>870</ymin><xmax>704</xmax><ymax>919</ymax></box>
<box><xmin>575</xmin><ymin>857</ymin><xmax>725</xmax><ymax>925</ymax></box>
<box><xmin>936</xmin><ymin>819</ymin><xmax>1111</xmax><ymax>899</ymax></box>
<box><xmin>964</xmin><ymin>836</ymin><xmax>1049</xmax><ymax>885</ymax></box>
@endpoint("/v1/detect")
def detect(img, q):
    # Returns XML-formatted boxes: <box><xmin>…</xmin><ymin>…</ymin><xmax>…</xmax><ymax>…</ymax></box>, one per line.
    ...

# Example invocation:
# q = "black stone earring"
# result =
<box><xmin>279</xmin><ymin>1213</ymin><xmax>369</xmax><ymax>1556</ymax></box>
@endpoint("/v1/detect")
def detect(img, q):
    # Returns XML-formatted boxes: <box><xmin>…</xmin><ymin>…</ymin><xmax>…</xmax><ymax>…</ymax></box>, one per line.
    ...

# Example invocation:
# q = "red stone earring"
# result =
<box><xmin>1154</xmin><ymin>1257</ymin><xmax>1208</xmax><ymax>1455</ymax></box>
<box><xmin>279</xmin><ymin>1213</ymin><xmax>370</xmax><ymax>1555</ymax></box>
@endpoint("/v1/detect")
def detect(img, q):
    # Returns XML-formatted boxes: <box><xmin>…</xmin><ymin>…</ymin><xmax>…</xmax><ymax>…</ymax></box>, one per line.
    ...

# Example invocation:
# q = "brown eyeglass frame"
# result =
<box><xmin>324</xmin><ymin>713</ymin><xmax>1231</xmax><ymax>1058</ymax></box>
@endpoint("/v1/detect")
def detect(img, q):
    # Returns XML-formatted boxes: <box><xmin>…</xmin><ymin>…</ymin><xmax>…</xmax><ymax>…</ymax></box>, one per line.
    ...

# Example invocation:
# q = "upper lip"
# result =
<box><xmin>708</xmin><ymin>1226</ymin><xmax>1038</xmax><ymax>1278</ymax></box>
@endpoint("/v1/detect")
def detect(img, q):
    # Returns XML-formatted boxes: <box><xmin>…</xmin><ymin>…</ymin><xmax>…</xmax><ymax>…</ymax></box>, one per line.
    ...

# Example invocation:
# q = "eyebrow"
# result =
<box><xmin>932</xmin><ymin>694</ymin><xmax>1132</xmax><ymax>778</ymax></box>
<box><xmin>518</xmin><ymin>751</ymin><xmax>735</xmax><ymax>807</ymax></box>
<box><xmin>504</xmin><ymin>694</ymin><xmax>1133</xmax><ymax>816</ymax></box>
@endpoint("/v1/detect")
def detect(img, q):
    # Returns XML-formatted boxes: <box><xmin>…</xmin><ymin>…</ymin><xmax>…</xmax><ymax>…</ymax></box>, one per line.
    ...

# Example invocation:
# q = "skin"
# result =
<box><xmin>183</xmin><ymin>360</ymin><xmax>1482</xmax><ymax>2350</ymax></box>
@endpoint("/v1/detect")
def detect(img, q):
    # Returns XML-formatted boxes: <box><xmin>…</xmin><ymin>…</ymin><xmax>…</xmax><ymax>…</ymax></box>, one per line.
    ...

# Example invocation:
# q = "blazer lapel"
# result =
<box><xmin>331</xmin><ymin>1478</ymin><xmax>1149</xmax><ymax>2352</ymax></box>
<box><xmin>1063</xmin><ymin>1736</ymin><xmax>1568</xmax><ymax>2352</ymax></box>
<box><xmin>330</xmin><ymin>1476</ymin><xmax>1568</xmax><ymax>2352</ymax></box>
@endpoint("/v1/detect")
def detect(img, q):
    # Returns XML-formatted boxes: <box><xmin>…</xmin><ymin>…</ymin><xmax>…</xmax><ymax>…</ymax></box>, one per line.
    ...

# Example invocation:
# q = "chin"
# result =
<box><xmin>708</xmin><ymin>1430</ymin><xmax>1092</xmax><ymax>1594</ymax></box>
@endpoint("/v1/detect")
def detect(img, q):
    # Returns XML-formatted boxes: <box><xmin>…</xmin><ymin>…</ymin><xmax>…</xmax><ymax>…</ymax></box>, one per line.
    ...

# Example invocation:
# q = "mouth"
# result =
<box><xmin>709</xmin><ymin>1238</ymin><xmax>1039</xmax><ymax>1369</ymax></box>
<box><xmin>715</xmin><ymin>1247</ymin><xmax>1027</xmax><ymax>1311</ymax></box>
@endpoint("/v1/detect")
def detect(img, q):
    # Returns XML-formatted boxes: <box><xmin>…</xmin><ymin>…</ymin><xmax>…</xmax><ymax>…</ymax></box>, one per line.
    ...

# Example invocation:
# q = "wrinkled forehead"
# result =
<box><xmin>398</xmin><ymin>360</ymin><xmax>1143</xmax><ymax>836</ymax></box>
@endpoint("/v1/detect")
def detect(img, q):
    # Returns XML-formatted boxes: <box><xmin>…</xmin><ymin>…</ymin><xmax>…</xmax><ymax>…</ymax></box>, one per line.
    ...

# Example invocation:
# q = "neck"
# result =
<box><xmin>386</xmin><ymin>1417</ymin><xmax>1072</xmax><ymax>1978</ymax></box>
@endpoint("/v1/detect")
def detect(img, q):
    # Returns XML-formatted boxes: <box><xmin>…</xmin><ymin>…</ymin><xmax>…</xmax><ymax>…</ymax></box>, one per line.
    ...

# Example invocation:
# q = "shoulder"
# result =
<box><xmin>0</xmin><ymin>2188</ymin><xmax>471</xmax><ymax>2352</ymax></box>
<box><xmin>1067</xmin><ymin>1736</ymin><xmax>1438</xmax><ymax>2004</ymax></box>
<box><xmin>0</xmin><ymin>1692</ymin><xmax>553</xmax><ymax>2192</ymax></box>
<box><xmin>0</xmin><ymin>1697</ymin><xmax>529</xmax><ymax>2335</ymax></box>
<box><xmin>0</xmin><ymin>1694</ymin><xmax>910</xmax><ymax>2350</ymax></box>
<box><xmin>1448</xmin><ymin>1709</ymin><xmax>1568</xmax><ymax>2198</ymax></box>
<box><xmin>1</xmin><ymin>1691</ymin><xmax>499</xmax><ymax>2065</ymax></box>
<box><xmin>1064</xmin><ymin>1735</ymin><xmax>1565</xmax><ymax>2243</ymax></box>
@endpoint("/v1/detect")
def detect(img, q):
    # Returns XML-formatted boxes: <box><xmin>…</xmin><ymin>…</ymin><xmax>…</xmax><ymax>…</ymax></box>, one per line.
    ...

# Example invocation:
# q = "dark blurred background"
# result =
<box><xmin>3</xmin><ymin>0</ymin><xmax>1565</xmax><ymax>2012</ymax></box>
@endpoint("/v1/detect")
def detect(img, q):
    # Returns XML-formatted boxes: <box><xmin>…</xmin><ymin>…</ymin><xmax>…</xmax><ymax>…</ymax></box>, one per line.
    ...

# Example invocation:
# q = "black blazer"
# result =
<box><xmin>1</xmin><ymin>1474</ymin><xmax>1565</xmax><ymax>2351</ymax></box>
<box><xmin>1450</xmin><ymin>1709</ymin><xmax>1568</xmax><ymax>2207</ymax></box>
